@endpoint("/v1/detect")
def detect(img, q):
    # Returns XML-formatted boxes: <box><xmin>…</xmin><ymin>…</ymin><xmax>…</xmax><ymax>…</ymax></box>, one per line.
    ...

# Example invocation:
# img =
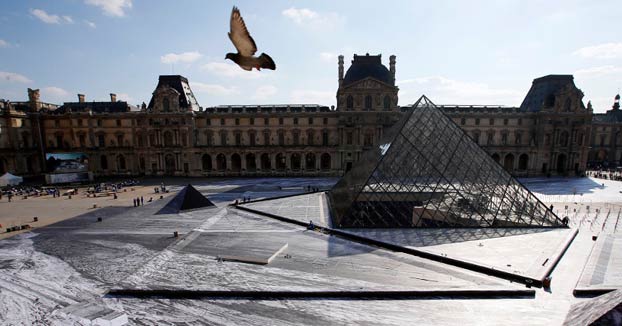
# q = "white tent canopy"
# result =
<box><xmin>0</xmin><ymin>173</ymin><xmax>23</xmax><ymax>187</ymax></box>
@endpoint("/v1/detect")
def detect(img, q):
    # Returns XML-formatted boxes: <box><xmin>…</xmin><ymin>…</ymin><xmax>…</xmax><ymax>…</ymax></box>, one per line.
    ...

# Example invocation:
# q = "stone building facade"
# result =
<box><xmin>0</xmin><ymin>53</ymin><xmax>618</xmax><ymax>180</ymax></box>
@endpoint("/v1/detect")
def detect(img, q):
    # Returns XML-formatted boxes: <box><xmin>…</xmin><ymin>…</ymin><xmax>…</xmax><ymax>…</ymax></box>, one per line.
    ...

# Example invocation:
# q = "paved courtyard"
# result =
<box><xmin>0</xmin><ymin>176</ymin><xmax>621</xmax><ymax>325</ymax></box>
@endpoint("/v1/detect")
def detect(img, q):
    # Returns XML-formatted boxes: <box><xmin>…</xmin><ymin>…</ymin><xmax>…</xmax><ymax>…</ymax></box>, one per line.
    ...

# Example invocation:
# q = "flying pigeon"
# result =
<box><xmin>225</xmin><ymin>6</ymin><xmax>276</xmax><ymax>71</ymax></box>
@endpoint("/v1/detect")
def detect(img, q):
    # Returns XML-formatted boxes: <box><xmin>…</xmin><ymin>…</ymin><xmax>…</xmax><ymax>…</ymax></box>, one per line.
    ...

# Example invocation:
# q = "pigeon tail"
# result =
<box><xmin>258</xmin><ymin>53</ymin><xmax>276</xmax><ymax>70</ymax></box>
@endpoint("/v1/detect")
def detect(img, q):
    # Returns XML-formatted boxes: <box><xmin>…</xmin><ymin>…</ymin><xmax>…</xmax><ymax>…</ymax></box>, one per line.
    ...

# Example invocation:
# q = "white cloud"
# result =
<box><xmin>575</xmin><ymin>65</ymin><xmax>622</xmax><ymax>79</ymax></box>
<box><xmin>0</xmin><ymin>39</ymin><xmax>9</xmax><ymax>48</ymax></box>
<box><xmin>41</xmin><ymin>86</ymin><xmax>69</xmax><ymax>100</ymax></box>
<box><xmin>282</xmin><ymin>7</ymin><xmax>345</xmax><ymax>30</ymax></box>
<box><xmin>290</xmin><ymin>90</ymin><xmax>334</xmax><ymax>105</ymax></box>
<box><xmin>252</xmin><ymin>85</ymin><xmax>278</xmax><ymax>101</ymax></box>
<box><xmin>0</xmin><ymin>71</ymin><xmax>32</xmax><ymax>83</ymax></box>
<box><xmin>85</xmin><ymin>0</ymin><xmax>132</xmax><ymax>17</ymax></box>
<box><xmin>398</xmin><ymin>76</ymin><xmax>523</xmax><ymax>105</ymax></box>
<box><xmin>160</xmin><ymin>51</ymin><xmax>203</xmax><ymax>64</ymax></box>
<box><xmin>319</xmin><ymin>52</ymin><xmax>338</xmax><ymax>62</ymax></box>
<box><xmin>192</xmin><ymin>82</ymin><xmax>239</xmax><ymax>96</ymax></box>
<box><xmin>201</xmin><ymin>62</ymin><xmax>264</xmax><ymax>79</ymax></box>
<box><xmin>84</xmin><ymin>20</ymin><xmax>96</xmax><ymax>28</ymax></box>
<box><xmin>115</xmin><ymin>93</ymin><xmax>134</xmax><ymax>102</ymax></box>
<box><xmin>574</xmin><ymin>43</ymin><xmax>622</xmax><ymax>59</ymax></box>
<box><xmin>30</xmin><ymin>9</ymin><xmax>67</xmax><ymax>24</ymax></box>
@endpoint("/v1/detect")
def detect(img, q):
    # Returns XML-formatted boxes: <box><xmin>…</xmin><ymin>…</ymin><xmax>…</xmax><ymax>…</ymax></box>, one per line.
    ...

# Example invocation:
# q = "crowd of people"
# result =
<box><xmin>586</xmin><ymin>170</ymin><xmax>622</xmax><ymax>181</ymax></box>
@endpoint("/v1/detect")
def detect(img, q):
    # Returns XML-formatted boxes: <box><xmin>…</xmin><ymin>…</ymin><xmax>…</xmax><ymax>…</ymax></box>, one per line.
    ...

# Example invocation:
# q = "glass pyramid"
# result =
<box><xmin>328</xmin><ymin>96</ymin><xmax>565</xmax><ymax>228</ymax></box>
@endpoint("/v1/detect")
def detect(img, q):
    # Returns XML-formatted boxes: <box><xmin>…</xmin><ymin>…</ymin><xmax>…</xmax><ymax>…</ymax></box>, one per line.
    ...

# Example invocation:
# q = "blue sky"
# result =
<box><xmin>0</xmin><ymin>0</ymin><xmax>620</xmax><ymax>112</ymax></box>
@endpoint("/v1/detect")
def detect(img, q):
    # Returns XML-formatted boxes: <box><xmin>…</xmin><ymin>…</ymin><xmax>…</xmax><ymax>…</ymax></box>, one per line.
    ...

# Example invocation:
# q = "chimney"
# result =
<box><xmin>389</xmin><ymin>55</ymin><xmax>396</xmax><ymax>85</ymax></box>
<box><xmin>78</xmin><ymin>94</ymin><xmax>85</xmax><ymax>103</ymax></box>
<box><xmin>338</xmin><ymin>55</ymin><xmax>344</xmax><ymax>87</ymax></box>
<box><xmin>110</xmin><ymin>93</ymin><xmax>117</xmax><ymax>102</ymax></box>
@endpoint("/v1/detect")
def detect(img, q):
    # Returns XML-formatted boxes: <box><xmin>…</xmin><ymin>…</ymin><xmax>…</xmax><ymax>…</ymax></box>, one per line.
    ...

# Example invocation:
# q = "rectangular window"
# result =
<box><xmin>279</xmin><ymin>117</ymin><xmax>284</xmax><ymax>125</ymax></box>
<box><xmin>98</xmin><ymin>135</ymin><xmax>105</xmax><ymax>147</ymax></box>
<box><xmin>78</xmin><ymin>119</ymin><xmax>83</xmax><ymax>127</ymax></box>
<box><xmin>97</xmin><ymin>119</ymin><xmax>102</xmax><ymax>127</ymax></box>
<box><xmin>323</xmin><ymin>117</ymin><xmax>328</xmax><ymax>125</ymax></box>
<box><xmin>79</xmin><ymin>135</ymin><xmax>86</xmax><ymax>147</ymax></box>
<box><xmin>518</xmin><ymin>118</ymin><xmax>522</xmax><ymax>126</ymax></box>
<box><xmin>515</xmin><ymin>133</ymin><xmax>522</xmax><ymax>145</ymax></box>
<box><xmin>489</xmin><ymin>118</ymin><xmax>494</xmax><ymax>125</ymax></box>
<box><xmin>545</xmin><ymin>134</ymin><xmax>551</xmax><ymax>145</ymax></box>
<box><xmin>235</xmin><ymin>118</ymin><xmax>240</xmax><ymax>126</ymax></box>
<box><xmin>116</xmin><ymin>119</ymin><xmax>121</xmax><ymax>127</ymax></box>
<box><xmin>501</xmin><ymin>133</ymin><xmax>507</xmax><ymax>145</ymax></box>
<box><xmin>206</xmin><ymin>119</ymin><xmax>211</xmax><ymax>126</ymax></box>
<box><xmin>475</xmin><ymin>118</ymin><xmax>480</xmax><ymax>125</ymax></box>
<box><xmin>346</xmin><ymin>132</ymin><xmax>353</xmax><ymax>145</ymax></box>
<box><xmin>250</xmin><ymin>118</ymin><xmax>255</xmax><ymax>125</ymax></box>
<box><xmin>220</xmin><ymin>118</ymin><xmax>225</xmax><ymax>126</ymax></box>
<box><xmin>503</xmin><ymin>118</ymin><xmax>508</xmax><ymax>126</ymax></box>
<box><xmin>55</xmin><ymin>120</ymin><xmax>60</xmax><ymax>128</ymax></box>
<box><xmin>294</xmin><ymin>118</ymin><xmax>298</xmax><ymax>125</ymax></box>
<box><xmin>460</xmin><ymin>118</ymin><xmax>466</xmax><ymax>125</ymax></box>
<box><xmin>235</xmin><ymin>133</ymin><xmax>241</xmax><ymax>146</ymax></box>
<box><xmin>487</xmin><ymin>132</ymin><xmax>494</xmax><ymax>145</ymax></box>
<box><xmin>308</xmin><ymin>117</ymin><xmax>313</xmax><ymax>125</ymax></box>
<box><xmin>264</xmin><ymin>118</ymin><xmax>269</xmax><ymax>125</ymax></box>
<box><xmin>220</xmin><ymin>132</ymin><xmax>227</xmax><ymax>145</ymax></box>
<box><xmin>364</xmin><ymin>134</ymin><xmax>373</xmax><ymax>146</ymax></box>
<box><xmin>117</xmin><ymin>135</ymin><xmax>124</xmax><ymax>147</ymax></box>
<box><xmin>278</xmin><ymin>132</ymin><xmax>285</xmax><ymax>145</ymax></box>
<box><xmin>322</xmin><ymin>131</ymin><xmax>329</xmax><ymax>146</ymax></box>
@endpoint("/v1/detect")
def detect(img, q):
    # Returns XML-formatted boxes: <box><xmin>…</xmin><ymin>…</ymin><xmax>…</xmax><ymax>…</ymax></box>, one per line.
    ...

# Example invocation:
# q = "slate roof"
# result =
<box><xmin>148</xmin><ymin>75</ymin><xmax>200</xmax><ymax>111</ymax></box>
<box><xmin>50</xmin><ymin>101</ymin><xmax>131</xmax><ymax>114</ymax></box>
<box><xmin>519</xmin><ymin>75</ymin><xmax>575</xmax><ymax>112</ymax></box>
<box><xmin>343</xmin><ymin>54</ymin><xmax>394</xmax><ymax>87</ymax></box>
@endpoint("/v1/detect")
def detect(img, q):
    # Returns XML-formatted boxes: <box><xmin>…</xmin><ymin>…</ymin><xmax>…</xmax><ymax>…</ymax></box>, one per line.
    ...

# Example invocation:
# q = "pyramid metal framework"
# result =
<box><xmin>328</xmin><ymin>96</ymin><xmax>565</xmax><ymax>228</ymax></box>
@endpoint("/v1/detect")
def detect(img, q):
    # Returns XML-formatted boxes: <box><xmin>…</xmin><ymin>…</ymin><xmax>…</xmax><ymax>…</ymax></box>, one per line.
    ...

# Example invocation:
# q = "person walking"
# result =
<box><xmin>140</xmin><ymin>196</ymin><xmax>144</xmax><ymax>205</ymax></box>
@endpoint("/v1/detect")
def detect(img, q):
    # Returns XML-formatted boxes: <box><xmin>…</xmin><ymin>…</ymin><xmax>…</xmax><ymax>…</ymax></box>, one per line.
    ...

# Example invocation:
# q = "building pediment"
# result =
<box><xmin>341</xmin><ymin>77</ymin><xmax>396</xmax><ymax>91</ymax></box>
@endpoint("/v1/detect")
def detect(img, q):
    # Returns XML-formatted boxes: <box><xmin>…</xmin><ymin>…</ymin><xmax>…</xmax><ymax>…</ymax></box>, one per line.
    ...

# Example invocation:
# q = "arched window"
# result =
<box><xmin>364</xmin><ymin>95</ymin><xmax>372</xmax><ymax>110</ymax></box>
<box><xmin>291</xmin><ymin>153</ymin><xmax>301</xmax><ymax>170</ymax></box>
<box><xmin>202</xmin><ymin>154</ymin><xmax>212</xmax><ymax>171</ymax></box>
<box><xmin>246</xmin><ymin>153</ymin><xmax>256</xmax><ymax>171</ymax></box>
<box><xmin>320</xmin><ymin>153</ymin><xmax>331</xmax><ymax>170</ymax></box>
<box><xmin>231</xmin><ymin>154</ymin><xmax>241</xmax><ymax>172</ymax></box>
<box><xmin>162</xmin><ymin>98</ymin><xmax>170</xmax><ymax>112</ymax></box>
<box><xmin>518</xmin><ymin>154</ymin><xmax>529</xmax><ymax>170</ymax></box>
<box><xmin>503</xmin><ymin>154</ymin><xmax>514</xmax><ymax>171</ymax></box>
<box><xmin>117</xmin><ymin>155</ymin><xmax>126</xmax><ymax>170</ymax></box>
<box><xmin>346</xmin><ymin>95</ymin><xmax>353</xmax><ymax>110</ymax></box>
<box><xmin>100</xmin><ymin>155</ymin><xmax>108</xmax><ymax>170</ymax></box>
<box><xmin>383</xmin><ymin>95</ymin><xmax>391</xmax><ymax>110</ymax></box>
<box><xmin>306</xmin><ymin>153</ymin><xmax>316</xmax><ymax>170</ymax></box>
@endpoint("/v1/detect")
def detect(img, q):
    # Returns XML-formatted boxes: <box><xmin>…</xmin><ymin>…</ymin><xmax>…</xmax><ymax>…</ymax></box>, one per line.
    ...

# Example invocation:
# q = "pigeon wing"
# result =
<box><xmin>228</xmin><ymin>6</ymin><xmax>257</xmax><ymax>57</ymax></box>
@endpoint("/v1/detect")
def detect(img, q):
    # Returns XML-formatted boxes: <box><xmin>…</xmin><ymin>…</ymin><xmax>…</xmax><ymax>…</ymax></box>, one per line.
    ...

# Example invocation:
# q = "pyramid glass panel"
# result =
<box><xmin>328</xmin><ymin>96</ymin><xmax>565</xmax><ymax>228</ymax></box>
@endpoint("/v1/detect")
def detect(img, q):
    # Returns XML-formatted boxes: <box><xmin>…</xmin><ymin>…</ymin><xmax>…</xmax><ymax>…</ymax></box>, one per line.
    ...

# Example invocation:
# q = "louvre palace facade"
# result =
<box><xmin>0</xmin><ymin>53</ymin><xmax>621</xmax><ymax>180</ymax></box>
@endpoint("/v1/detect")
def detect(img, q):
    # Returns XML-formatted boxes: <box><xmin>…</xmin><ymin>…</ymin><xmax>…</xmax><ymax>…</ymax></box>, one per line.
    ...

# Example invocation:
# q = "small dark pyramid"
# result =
<box><xmin>156</xmin><ymin>184</ymin><xmax>215</xmax><ymax>214</ymax></box>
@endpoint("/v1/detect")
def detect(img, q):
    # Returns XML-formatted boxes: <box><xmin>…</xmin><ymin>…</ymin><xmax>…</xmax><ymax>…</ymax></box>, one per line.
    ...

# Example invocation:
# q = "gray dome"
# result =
<box><xmin>343</xmin><ymin>54</ymin><xmax>393</xmax><ymax>87</ymax></box>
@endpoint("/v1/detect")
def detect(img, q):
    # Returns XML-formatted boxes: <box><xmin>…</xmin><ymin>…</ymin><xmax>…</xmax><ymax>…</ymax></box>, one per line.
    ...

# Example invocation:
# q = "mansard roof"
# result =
<box><xmin>147</xmin><ymin>75</ymin><xmax>200</xmax><ymax>111</ymax></box>
<box><xmin>519</xmin><ymin>75</ymin><xmax>576</xmax><ymax>112</ymax></box>
<box><xmin>47</xmin><ymin>101</ymin><xmax>131</xmax><ymax>114</ymax></box>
